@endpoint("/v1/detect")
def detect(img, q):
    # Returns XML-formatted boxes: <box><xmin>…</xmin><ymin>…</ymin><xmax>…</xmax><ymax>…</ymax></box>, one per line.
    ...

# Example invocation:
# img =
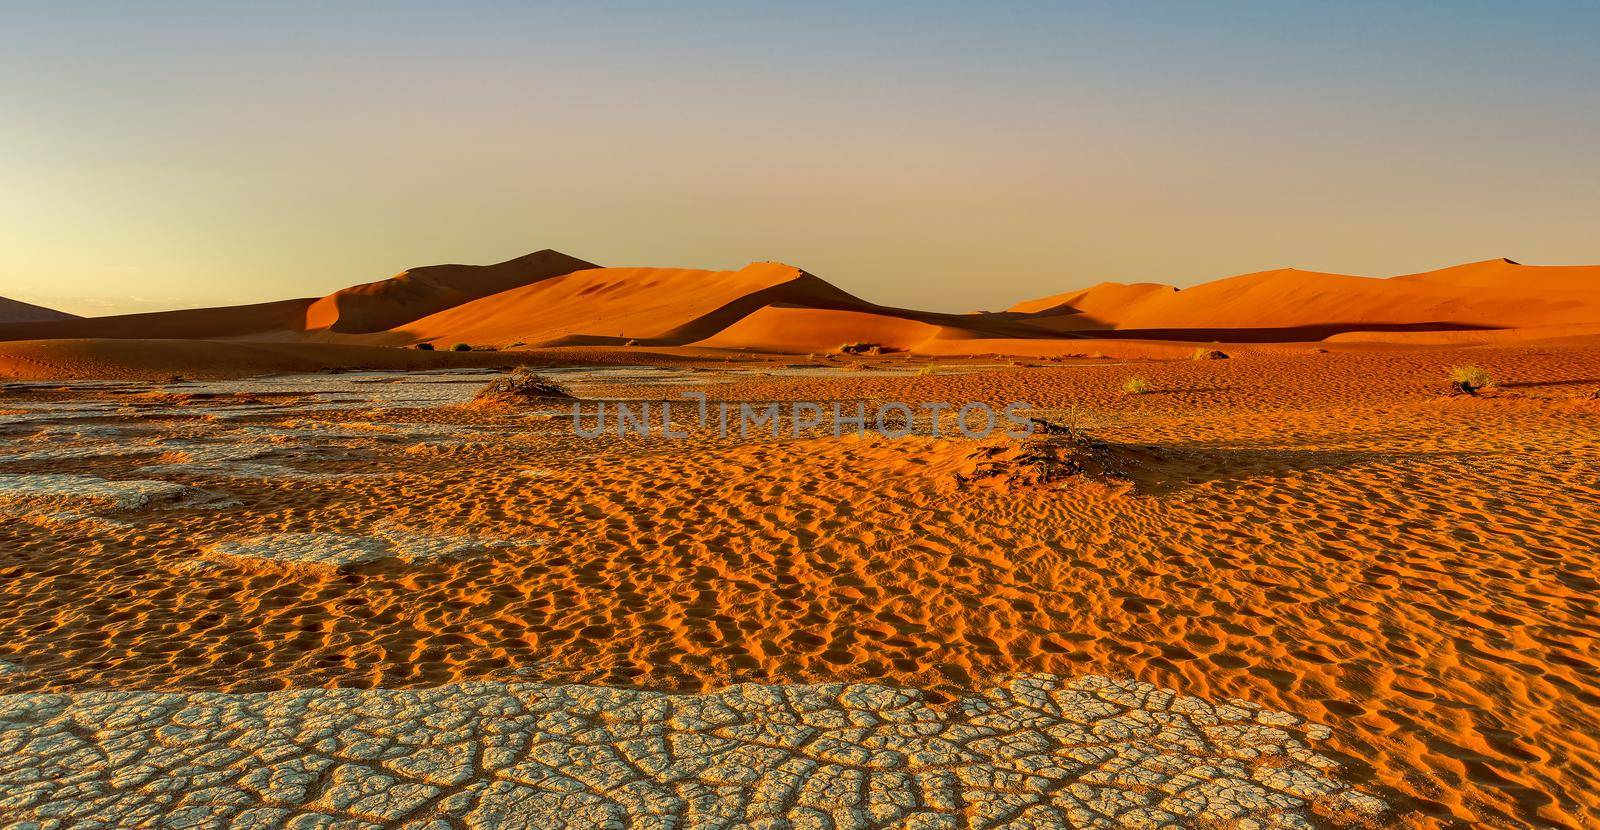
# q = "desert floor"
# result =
<box><xmin>1</xmin><ymin>345</ymin><xmax>1596</xmax><ymax>829</ymax></box>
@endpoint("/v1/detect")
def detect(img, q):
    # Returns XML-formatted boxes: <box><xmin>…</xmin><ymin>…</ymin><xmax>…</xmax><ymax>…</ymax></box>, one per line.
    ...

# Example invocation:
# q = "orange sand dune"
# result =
<box><xmin>1011</xmin><ymin>258</ymin><xmax>1600</xmax><ymax>342</ymax></box>
<box><xmin>697</xmin><ymin>306</ymin><xmax>948</xmax><ymax>352</ymax></box>
<box><xmin>303</xmin><ymin>249</ymin><xmax>597</xmax><ymax>333</ymax></box>
<box><xmin>383</xmin><ymin>261</ymin><xmax>1054</xmax><ymax>351</ymax></box>
<box><xmin>1006</xmin><ymin>281</ymin><xmax>1175</xmax><ymax>322</ymax></box>
<box><xmin>1392</xmin><ymin>257</ymin><xmax>1600</xmax><ymax>292</ymax></box>
<box><xmin>0</xmin><ymin>249</ymin><xmax>596</xmax><ymax>344</ymax></box>
<box><xmin>385</xmin><ymin>262</ymin><xmax>835</xmax><ymax>347</ymax></box>
<box><xmin>0</xmin><ymin>296</ymin><xmax>78</xmax><ymax>324</ymax></box>
<box><xmin>7</xmin><ymin>253</ymin><xmax>1600</xmax><ymax>355</ymax></box>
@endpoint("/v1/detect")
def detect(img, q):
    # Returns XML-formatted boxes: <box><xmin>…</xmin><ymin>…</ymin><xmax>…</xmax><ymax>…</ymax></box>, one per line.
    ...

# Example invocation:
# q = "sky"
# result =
<box><xmin>3</xmin><ymin>1</ymin><xmax>1598</xmax><ymax>316</ymax></box>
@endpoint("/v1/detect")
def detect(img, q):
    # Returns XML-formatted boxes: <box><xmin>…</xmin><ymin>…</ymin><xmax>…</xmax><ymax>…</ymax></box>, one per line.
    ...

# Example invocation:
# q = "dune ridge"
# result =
<box><xmin>4</xmin><ymin>253</ymin><xmax>1599</xmax><ymax>358</ymax></box>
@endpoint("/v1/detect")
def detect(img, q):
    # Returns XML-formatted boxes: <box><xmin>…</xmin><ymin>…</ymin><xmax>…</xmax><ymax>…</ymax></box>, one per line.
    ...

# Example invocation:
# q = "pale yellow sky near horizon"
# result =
<box><xmin>3</xmin><ymin>3</ymin><xmax>1597</xmax><ymax>318</ymax></box>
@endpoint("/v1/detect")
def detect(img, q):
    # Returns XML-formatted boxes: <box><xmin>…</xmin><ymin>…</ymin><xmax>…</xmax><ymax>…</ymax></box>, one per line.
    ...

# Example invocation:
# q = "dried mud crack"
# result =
<box><xmin>0</xmin><ymin>674</ymin><xmax>1382</xmax><ymax>829</ymax></box>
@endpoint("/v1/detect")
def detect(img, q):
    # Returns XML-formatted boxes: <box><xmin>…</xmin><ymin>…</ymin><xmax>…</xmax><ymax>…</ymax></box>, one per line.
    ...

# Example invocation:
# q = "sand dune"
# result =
<box><xmin>0</xmin><ymin>250</ymin><xmax>595</xmax><ymax>345</ymax></box>
<box><xmin>0</xmin><ymin>296</ymin><xmax>78</xmax><ymax>324</ymax></box>
<box><xmin>1392</xmin><ymin>256</ymin><xmax>1600</xmax><ymax>291</ymax></box>
<box><xmin>387</xmin><ymin>262</ymin><xmax>839</xmax><ymax>348</ymax></box>
<box><xmin>1009</xmin><ymin>258</ymin><xmax>1600</xmax><ymax>342</ymax></box>
<box><xmin>303</xmin><ymin>248</ymin><xmax>597</xmax><ymax>333</ymax></box>
<box><xmin>1006</xmin><ymin>281</ymin><xmax>1175</xmax><ymax>322</ymax></box>
<box><xmin>384</xmin><ymin>261</ymin><xmax>1059</xmax><ymax>351</ymax></box>
<box><xmin>5</xmin><ymin>253</ymin><xmax>1600</xmax><ymax>356</ymax></box>
<box><xmin>0</xmin><ymin>297</ymin><xmax>317</xmax><ymax>342</ymax></box>
<box><xmin>698</xmin><ymin>306</ymin><xmax>949</xmax><ymax>352</ymax></box>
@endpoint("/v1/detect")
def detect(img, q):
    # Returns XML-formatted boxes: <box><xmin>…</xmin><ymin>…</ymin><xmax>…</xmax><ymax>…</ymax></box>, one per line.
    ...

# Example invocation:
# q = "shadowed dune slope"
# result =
<box><xmin>303</xmin><ymin>249</ymin><xmax>598</xmax><ymax>333</ymax></box>
<box><xmin>0</xmin><ymin>297</ymin><xmax>318</xmax><ymax>343</ymax></box>
<box><xmin>0</xmin><ymin>297</ymin><xmax>79</xmax><ymax>324</ymax></box>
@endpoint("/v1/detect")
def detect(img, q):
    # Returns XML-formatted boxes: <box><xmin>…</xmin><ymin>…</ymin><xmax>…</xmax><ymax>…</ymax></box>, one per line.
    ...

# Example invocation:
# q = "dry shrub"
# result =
<box><xmin>470</xmin><ymin>368</ymin><xmax>573</xmax><ymax>406</ymax></box>
<box><xmin>956</xmin><ymin>418</ymin><xmax>1139</xmax><ymax>492</ymax></box>
<box><xmin>1449</xmin><ymin>365</ymin><xmax>1493</xmax><ymax>395</ymax></box>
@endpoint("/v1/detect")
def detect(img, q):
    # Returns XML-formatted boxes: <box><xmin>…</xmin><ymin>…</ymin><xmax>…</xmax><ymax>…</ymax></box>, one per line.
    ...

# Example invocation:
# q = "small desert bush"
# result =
<box><xmin>836</xmin><ymin>342</ymin><xmax>883</xmax><ymax>356</ymax></box>
<box><xmin>1191</xmin><ymin>347</ymin><xmax>1228</xmax><ymax>360</ymax></box>
<box><xmin>1449</xmin><ymin>365</ymin><xmax>1493</xmax><ymax>394</ymax></box>
<box><xmin>1122</xmin><ymin>376</ymin><xmax>1151</xmax><ymax>395</ymax></box>
<box><xmin>471</xmin><ymin>368</ymin><xmax>572</xmax><ymax>406</ymax></box>
<box><xmin>414</xmin><ymin>342</ymin><xmax>435</xmax><ymax>351</ymax></box>
<box><xmin>451</xmin><ymin>343</ymin><xmax>472</xmax><ymax>352</ymax></box>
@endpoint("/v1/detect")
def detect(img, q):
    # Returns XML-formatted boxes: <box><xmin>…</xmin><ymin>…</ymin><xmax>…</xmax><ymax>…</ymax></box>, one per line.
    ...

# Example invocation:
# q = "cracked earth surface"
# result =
<box><xmin>0</xmin><ymin>675</ymin><xmax>1381</xmax><ymax>830</ymax></box>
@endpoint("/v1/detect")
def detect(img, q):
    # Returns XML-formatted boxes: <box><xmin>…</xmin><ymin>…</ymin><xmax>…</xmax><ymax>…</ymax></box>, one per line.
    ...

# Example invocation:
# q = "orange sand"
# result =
<box><xmin>2</xmin><ymin>344</ymin><xmax>1598</xmax><ymax>828</ymax></box>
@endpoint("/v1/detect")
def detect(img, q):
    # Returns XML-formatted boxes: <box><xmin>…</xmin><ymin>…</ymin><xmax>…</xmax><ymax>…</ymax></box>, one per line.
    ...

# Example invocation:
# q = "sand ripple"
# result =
<box><xmin>2</xmin><ymin>348</ymin><xmax>1597</xmax><ymax>828</ymax></box>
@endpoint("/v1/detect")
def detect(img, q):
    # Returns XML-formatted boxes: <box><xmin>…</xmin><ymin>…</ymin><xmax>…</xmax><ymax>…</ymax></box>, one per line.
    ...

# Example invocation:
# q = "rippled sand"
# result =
<box><xmin>2</xmin><ymin>345</ymin><xmax>1597</xmax><ymax>828</ymax></box>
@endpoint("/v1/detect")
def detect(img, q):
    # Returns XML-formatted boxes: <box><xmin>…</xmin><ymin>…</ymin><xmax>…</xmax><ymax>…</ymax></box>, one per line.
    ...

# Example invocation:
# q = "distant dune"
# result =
<box><xmin>0</xmin><ymin>250</ymin><xmax>594</xmax><ymax>345</ymax></box>
<box><xmin>0</xmin><ymin>296</ymin><xmax>79</xmax><ymax>324</ymax></box>
<box><xmin>1007</xmin><ymin>258</ymin><xmax>1600</xmax><ymax>342</ymax></box>
<box><xmin>0</xmin><ymin>298</ymin><xmax>319</xmax><ymax>343</ymax></box>
<box><xmin>3</xmin><ymin>253</ymin><xmax>1599</xmax><ymax>367</ymax></box>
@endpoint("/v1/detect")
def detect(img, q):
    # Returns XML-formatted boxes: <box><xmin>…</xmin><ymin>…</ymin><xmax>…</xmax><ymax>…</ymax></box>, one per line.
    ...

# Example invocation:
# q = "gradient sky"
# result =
<box><xmin>3</xmin><ymin>1</ymin><xmax>1598</xmax><ymax>316</ymax></box>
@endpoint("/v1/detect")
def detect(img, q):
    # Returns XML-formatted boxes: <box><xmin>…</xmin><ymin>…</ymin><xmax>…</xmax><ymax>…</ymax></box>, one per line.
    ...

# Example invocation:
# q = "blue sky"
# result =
<box><xmin>3</xmin><ymin>1</ymin><xmax>1597</xmax><ymax>313</ymax></box>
